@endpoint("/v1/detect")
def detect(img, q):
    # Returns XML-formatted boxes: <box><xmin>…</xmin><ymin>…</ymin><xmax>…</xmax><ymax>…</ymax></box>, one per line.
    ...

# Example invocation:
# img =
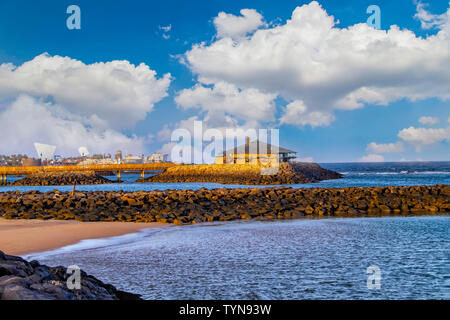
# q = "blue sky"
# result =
<box><xmin>0</xmin><ymin>0</ymin><xmax>448</xmax><ymax>162</ymax></box>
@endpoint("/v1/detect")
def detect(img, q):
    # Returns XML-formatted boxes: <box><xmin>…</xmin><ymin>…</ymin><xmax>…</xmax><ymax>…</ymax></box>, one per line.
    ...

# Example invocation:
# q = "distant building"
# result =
<box><xmin>146</xmin><ymin>152</ymin><xmax>168</xmax><ymax>163</ymax></box>
<box><xmin>215</xmin><ymin>138</ymin><xmax>296</xmax><ymax>165</ymax></box>
<box><xmin>61</xmin><ymin>157</ymin><xmax>85</xmax><ymax>165</ymax></box>
<box><xmin>122</xmin><ymin>154</ymin><xmax>143</xmax><ymax>164</ymax></box>
<box><xmin>77</xmin><ymin>158</ymin><xmax>114</xmax><ymax>166</ymax></box>
<box><xmin>115</xmin><ymin>150</ymin><xmax>123</xmax><ymax>163</ymax></box>
<box><xmin>22</xmin><ymin>158</ymin><xmax>41</xmax><ymax>167</ymax></box>
<box><xmin>0</xmin><ymin>154</ymin><xmax>29</xmax><ymax>166</ymax></box>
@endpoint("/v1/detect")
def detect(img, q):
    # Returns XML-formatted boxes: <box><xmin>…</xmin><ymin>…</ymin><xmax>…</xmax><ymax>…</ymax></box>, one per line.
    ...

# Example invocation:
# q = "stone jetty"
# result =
<box><xmin>142</xmin><ymin>162</ymin><xmax>342</xmax><ymax>185</ymax></box>
<box><xmin>9</xmin><ymin>172</ymin><xmax>113</xmax><ymax>186</ymax></box>
<box><xmin>0</xmin><ymin>250</ymin><xmax>141</xmax><ymax>300</ymax></box>
<box><xmin>0</xmin><ymin>185</ymin><xmax>448</xmax><ymax>223</ymax></box>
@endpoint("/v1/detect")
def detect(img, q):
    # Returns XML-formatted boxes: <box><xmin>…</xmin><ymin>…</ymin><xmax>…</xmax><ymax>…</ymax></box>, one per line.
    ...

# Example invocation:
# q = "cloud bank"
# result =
<box><xmin>0</xmin><ymin>53</ymin><xmax>171</xmax><ymax>156</ymax></box>
<box><xmin>180</xmin><ymin>1</ymin><xmax>450</xmax><ymax>128</ymax></box>
<box><xmin>366</xmin><ymin>142</ymin><xmax>405</xmax><ymax>153</ymax></box>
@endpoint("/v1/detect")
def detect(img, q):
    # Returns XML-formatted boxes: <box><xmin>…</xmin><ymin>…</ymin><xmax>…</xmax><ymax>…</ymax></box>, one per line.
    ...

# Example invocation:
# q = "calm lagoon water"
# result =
<box><xmin>26</xmin><ymin>216</ymin><xmax>450</xmax><ymax>300</ymax></box>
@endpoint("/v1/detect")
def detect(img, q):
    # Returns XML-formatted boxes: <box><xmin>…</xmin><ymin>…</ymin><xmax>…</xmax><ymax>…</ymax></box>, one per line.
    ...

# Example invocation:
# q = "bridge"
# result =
<box><xmin>0</xmin><ymin>163</ymin><xmax>179</xmax><ymax>184</ymax></box>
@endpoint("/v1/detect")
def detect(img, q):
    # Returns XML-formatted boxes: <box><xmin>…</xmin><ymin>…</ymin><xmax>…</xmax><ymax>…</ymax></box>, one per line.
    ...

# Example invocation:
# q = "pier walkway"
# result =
<box><xmin>0</xmin><ymin>163</ymin><xmax>178</xmax><ymax>184</ymax></box>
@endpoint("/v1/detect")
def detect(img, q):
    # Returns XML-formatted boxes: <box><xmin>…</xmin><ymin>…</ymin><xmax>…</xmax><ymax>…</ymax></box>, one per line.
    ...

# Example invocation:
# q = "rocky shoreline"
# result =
<box><xmin>0</xmin><ymin>185</ymin><xmax>448</xmax><ymax>223</ymax></box>
<box><xmin>142</xmin><ymin>162</ymin><xmax>342</xmax><ymax>185</ymax></box>
<box><xmin>0</xmin><ymin>250</ymin><xmax>140</xmax><ymax>300</ymax></box>
<box><xmin>9</xmin><ymin>172</ymin><xmax>113</xmax><ymax>186</ymax></box>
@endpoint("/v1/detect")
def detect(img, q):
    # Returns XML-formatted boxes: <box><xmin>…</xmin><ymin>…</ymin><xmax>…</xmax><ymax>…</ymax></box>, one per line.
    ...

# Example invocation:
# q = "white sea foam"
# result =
<box><xmin>340</xmin><ymin>171</ymin><xmax>450</xmax><ymax>175</ymax></box>
<box><xmin>23</xmin><ymin>227</ymin><xmax>167</xmax><ymax>261</ymax></box>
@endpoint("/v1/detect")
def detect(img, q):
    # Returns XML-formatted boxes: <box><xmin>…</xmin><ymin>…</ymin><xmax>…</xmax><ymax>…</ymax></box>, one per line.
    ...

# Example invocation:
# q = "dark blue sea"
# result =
<box><xmin>1</xmin><ymin>161</ymin><xmax>449</xmax><ymax>192</ymax></box>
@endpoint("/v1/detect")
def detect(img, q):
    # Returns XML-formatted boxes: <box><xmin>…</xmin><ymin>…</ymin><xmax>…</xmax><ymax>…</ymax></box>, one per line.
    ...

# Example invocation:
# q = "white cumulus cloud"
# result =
<box><xmin>398</xmin><ymin>126</ymin><xmax>450</xmax><ymax>151</ymax></box>
<box><xmin>366</xmin><ymin>141</ymin><xmax>405</xmax><ymax>153</ymax></box>
<box><xmin>159</xmin><ymin>25</ymin><xmax>172</xmax><ymax>39</ymax></box>
<box><xmin>419</xmin><ymin>116</ymin><xmax>440</xmax><ymax>125</ymax></box>
<box><xmin>360</xmin><ymin>154</ymin><xmax>385</xmax><ymax>162</ymax></box>
<box><xmin>175</xmin><ymin>82</ymin><xmax>277</xmax><ymax>128</ymax></box>
<box><xmin>0</xmin><ymin>53</ymin><xmax>171</xmax><ymax>130</ymax></box>
<box><xmin>213</xmin><ymin>9</ymin><xmax>265</xmax><ymax>39</ymax></box>
<box><xmin>0</xmin><ymin>53</ymin><xmax>171</xmax><ymax>156</ymax></box>
<box><xmin>414</xmin><ymin>2</ymin><xmax>449</xmax><ymax>30</ymax></box>
<box><xmin>0</xmin><ymin>95</ymin><xmax>146</xmax><ymax>156</ymax></box>
<box><xmin>183</xmin><ymin>1</ymin><xmax>450</xmax><ymax>127</ymax></box>
<box><xmin>159</xmin><ymin>24</ymin><xmax>172</xmax><ymax>32</ymax></box>
<box><xmin>280</xmin><ymin>100</ymin><xmax>334</xmax><ymax>128</ymax></box>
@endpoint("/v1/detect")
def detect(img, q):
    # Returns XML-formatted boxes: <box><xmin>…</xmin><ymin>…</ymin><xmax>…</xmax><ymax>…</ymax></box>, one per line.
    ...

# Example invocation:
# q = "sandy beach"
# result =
<box><xmin>0</xmin><ymin>218</ymin><xmax>168</xmax><ymax>256</ymax></box>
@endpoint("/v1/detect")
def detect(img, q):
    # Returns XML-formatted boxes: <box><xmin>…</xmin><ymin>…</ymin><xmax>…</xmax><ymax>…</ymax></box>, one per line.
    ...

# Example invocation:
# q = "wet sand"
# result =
<box><xmin>0</xmin><ymin>218</ymin><xmax>168</xmax><ymax>256</ymax></box>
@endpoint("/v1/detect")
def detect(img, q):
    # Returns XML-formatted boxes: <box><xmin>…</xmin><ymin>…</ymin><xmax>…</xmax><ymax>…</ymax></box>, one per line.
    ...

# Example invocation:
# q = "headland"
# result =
<box><xmin>142</xmin><ymin>162</ymin><xmax>342</xmax><ymax>185</ymax></box>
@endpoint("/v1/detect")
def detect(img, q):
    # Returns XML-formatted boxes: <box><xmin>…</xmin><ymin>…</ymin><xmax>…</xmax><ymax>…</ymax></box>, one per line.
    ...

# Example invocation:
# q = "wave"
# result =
<box><xmin>340</xmin><ymin>171</ymin><xmax>450</xmax><ymax>175</ymax></box>
<box><xmin>23</xmin><ymin>227</ymin><xmax>167</xmax><ymax>261</ymax></box>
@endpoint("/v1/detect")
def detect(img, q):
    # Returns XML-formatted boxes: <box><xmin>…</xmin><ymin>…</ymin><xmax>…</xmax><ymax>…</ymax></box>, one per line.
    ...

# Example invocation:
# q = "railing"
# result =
<box><xmin>0</xmin><ymin>163</ymin><xmax>178</xmax><ymax>176</ymax></box>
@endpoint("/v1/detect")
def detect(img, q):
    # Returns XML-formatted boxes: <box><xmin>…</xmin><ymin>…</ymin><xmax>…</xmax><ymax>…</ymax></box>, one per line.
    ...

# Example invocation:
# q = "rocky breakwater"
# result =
<box><xmin>0</xmin><ymin>250</ymin><xmax>140</xmax><ymax>300</ymax></box>
<box><xmin>9</xmin><ymin>172</ymin><xmax>113</xmax><ymax>186</ymax></box>
<box><xmin>141</xmin><ymin>162</ymin><xmax>342</xmax><ymax>185</ymax></box>
<box><xmin>0</xmin><ymin>185</ymin><xmax>448</xmax><ymax>223</ymax></box>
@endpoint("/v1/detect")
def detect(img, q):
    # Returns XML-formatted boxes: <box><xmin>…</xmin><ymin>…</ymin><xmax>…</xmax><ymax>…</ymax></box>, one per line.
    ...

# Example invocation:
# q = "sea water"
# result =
<box><xmin>26</xmin><ymin>216</ymin><xmax>450</xmax><ymax>300</ymax></box>
<box><xmin>10</xmin><ymin>162</ymin><xmax>450</xmax><ymax>299</ymax></box>
<box><xmin>1</xmin><ymin>161</ymin><xmax>450</xmax><ymax>192</ymax></box>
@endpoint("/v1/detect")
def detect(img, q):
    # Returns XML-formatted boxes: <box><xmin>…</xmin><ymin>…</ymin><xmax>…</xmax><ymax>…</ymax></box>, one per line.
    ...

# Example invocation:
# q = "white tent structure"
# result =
<box><xmin>34</xmin><ymin>143</ymin><xmax>56</xmax><ymax>161</ymax></box>
<box><xmin>78</xmin><ymin>146</ymin><xmax>90</xmax><ymax>157</ymax></box>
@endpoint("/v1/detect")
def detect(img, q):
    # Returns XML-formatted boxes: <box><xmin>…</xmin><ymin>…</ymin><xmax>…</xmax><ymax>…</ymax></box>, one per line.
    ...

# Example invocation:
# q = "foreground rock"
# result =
<box><xmin>142</xmin><ymin>162</ymin><xmax>342</xmax><ymax>185</ymax></box>
<box><xmin>0</xmin><ymin>250</ymin><xmax>140</xmax><ymax>300</ymax></box>
<box><xmin>9</xmin><ymin>172</ymin><xmax>113</xmax><ymax>186</ymax></box>
<box><xmin>0</xmin><ymin>185</ymin><xmax>448</xmax><ymax>223</ymax></box>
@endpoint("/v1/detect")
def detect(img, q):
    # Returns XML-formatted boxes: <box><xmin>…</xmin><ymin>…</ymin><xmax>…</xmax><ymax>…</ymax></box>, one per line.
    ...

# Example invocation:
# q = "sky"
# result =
<box><xmin>0</xmin><ymin>0</ymin><xmax>448</xmax><ymax>163</ymax></box>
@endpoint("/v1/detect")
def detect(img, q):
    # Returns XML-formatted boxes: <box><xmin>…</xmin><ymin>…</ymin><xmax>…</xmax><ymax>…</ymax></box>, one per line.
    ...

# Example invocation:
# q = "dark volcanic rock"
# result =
<box><xmin>0</xmin><ymin>250</ymin><xmax>141</xmax><ymax>300</ymax></box>
<box><xmin>9</xmin><ymin>172</ymin><xmax>113</xmax><ymax>186</ymax></box>
<box><xmin>141</xmin><ymin>162</ymin><xmax>342</xmax><ymax>185</ymax></box>
<box><xmin>288</xmin><ymin>162</ymin><xmax>342</xmax><ymax>182</ymax></box>
<box><xmin>0</xmin><ymin>185</ymin><xmax>448</xmax><ymax>223</ymax></box>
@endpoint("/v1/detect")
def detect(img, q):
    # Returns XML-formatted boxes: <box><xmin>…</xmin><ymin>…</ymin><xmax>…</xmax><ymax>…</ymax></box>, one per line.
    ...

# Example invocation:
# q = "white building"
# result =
<box><xmin>122</xmin><ymin>154</ymin><xmax>144</xmax><ymax>164</ymax></box>
<box><xmin>146</xmin><ymin>152</ymin><xmax>168</xmax><ymax>163</ymax></box>
<box><xmin>77</xmin><ymin>158</ymin><xmax>115</xmax><ymax>166</ymax></box>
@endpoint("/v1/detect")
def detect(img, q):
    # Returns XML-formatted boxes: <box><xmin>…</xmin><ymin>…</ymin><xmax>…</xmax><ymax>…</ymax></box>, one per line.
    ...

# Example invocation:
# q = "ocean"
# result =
<box><xmin>2</xmin><ymin>161</ymin><xmax>450</xmax><ymax>192</ymax></box>
<box><xmin>8</xmin><ymin>162</ymin><xmax>450</xmax><ymax>299</ymax></box>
